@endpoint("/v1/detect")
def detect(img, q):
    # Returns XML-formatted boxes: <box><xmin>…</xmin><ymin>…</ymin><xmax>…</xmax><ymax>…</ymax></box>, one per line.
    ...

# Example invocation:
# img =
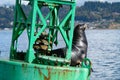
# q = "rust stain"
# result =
<box><xmin>21</xmin><ymin>63</ymin><xmax>28</xmax><ymax>73</ymax></box>
<box><xmin>38</xmin><ymin>68</ymin><xmax>42</xmax><ymax>77</ymax></box>
<box><xmin>37</xmin><ymin>66</ymin><xmax>50</xmax><ymax>80</ymax></box>
<box><xmin>62</xmin><ymin>69</ymin><xmax>69</xmax><ymax>77</ymax></box>
<box><xmin>44</xmin><ymin>76</ymin><xmax>49</xmax><ymax>80</ymax></box>
<box><xmin>34</xmin><ymin>65</ymin><xmax>39</xmax><ymax>75</ymax></box>
<box><xmin>22</xmin><ymin>63</ymin><xmax>27</xmax><ymax>68</ymax></box>
<box><xmin>45</xmin><ymin>67</ymin><xmax>51</xmax><ymax>80</ymax></box>
<box><xmin>63</xmin><ymin>69</ymin><xmax>70</xmax><ymax>73</ymax></box>
<box><xmin>34</xmin><ymin>66</ymin><xmax>37</xmax><ymax>69</ymax></box>
<box><xmin>36</xmin><ymin>66</ymin><xmax>77</xmax><ymax>80</ymax></box>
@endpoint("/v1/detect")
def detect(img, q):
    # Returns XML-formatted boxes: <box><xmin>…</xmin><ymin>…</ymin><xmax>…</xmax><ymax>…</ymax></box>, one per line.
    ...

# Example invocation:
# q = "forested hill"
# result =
<box><xmin>75</xmin><ymin>1</ymin><xmax>120</xmax><ymax>22</ymax></box>
<box><xmin>0</xmin><ymin>1</ymin><xmax>120</xmax><ymax>29</ymax></box>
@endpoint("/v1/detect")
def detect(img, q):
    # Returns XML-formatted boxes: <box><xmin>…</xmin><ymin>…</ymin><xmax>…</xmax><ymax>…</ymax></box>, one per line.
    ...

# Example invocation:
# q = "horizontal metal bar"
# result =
<box><xmin>38</xmin><ymin>0</ymin><xmax>75</xmax><ymax>5</ymax></box>
<box><xmin>24</xmin><ymin>0</ymin><xmax>76</xmax><ymax>5</ymax></box>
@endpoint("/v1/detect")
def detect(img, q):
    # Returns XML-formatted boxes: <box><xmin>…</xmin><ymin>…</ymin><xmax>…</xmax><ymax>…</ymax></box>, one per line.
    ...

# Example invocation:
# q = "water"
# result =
<box><xmin>86</xmin><ymin>30</ymin><xmax>120</xmax><ymax>80</ymax></box>
<box><xmin>0</xmin><ymin>30</ymin><xmax>120</xmax><ymax>80</ymax></box>
<box><xmin>0</xmin><ymin>30</ymin><xmax>12</xmax><ymax>59</ymax></box>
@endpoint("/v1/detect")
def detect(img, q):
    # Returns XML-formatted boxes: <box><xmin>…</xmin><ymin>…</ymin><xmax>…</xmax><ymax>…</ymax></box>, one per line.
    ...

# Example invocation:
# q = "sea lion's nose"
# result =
<box><xmin>84</xmin><ymin>24</ymin><xmax>88</xmax><ymax>29</ymax></box>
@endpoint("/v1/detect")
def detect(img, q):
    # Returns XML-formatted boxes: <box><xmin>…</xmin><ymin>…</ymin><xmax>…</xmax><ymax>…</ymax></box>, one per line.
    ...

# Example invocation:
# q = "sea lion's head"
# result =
<box><xmin>75</xmin><ymin>24</ymin><xmax>87</xmax><ymax>32</ymax></box>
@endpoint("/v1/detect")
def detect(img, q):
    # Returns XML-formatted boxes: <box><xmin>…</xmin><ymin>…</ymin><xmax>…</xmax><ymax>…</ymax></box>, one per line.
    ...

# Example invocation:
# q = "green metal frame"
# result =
<box><xmin>10</xmin><ymin>0</ymin><xmax>76</xmax><ymax>63</ymax></box>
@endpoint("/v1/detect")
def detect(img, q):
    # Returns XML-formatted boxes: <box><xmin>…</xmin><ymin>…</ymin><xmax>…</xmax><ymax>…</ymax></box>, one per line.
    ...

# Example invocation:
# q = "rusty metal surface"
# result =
<box><xmin>0</xmin><ymin>60</ymin><xmax>89</xmax><ymax>80</ymax></box>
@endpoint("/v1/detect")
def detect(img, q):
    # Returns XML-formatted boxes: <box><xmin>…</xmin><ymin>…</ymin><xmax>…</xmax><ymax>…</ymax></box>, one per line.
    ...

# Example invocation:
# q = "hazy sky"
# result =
<box><xmin>78</xmin><ymin>0</ymin><xmax>120</xmax><ymax>5</ymax></box>
<box><xmin>0</xmin><ymin>0</ymin><xmax>120</xmax><ymax>6</ymax></box>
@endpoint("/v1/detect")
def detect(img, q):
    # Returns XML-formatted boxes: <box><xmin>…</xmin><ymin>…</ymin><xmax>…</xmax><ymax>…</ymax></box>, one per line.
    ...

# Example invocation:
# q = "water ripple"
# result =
<box><xmin>1</xmin><ymin>30</ymin><xmax>120</xmax><ymax>80</ymax></box>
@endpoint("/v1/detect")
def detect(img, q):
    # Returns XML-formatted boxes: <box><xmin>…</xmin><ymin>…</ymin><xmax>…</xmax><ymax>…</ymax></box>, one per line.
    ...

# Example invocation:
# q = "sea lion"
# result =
<box><xmin>51</xmin><ymin>24</ymin><xmax>88</xmax><ymax>66</ymax></box>
<box><xmin>70</xmin><ymin>24</ymin><xmax>88</xmax><ymax>66</ymax></box>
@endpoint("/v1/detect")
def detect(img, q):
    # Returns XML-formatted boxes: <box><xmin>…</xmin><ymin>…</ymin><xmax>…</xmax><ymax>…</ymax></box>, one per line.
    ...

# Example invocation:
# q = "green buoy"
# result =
<box><xmin>0</xmin><ymin>0</ymin><xmax>91</xmax><ymax>80</ymax></box>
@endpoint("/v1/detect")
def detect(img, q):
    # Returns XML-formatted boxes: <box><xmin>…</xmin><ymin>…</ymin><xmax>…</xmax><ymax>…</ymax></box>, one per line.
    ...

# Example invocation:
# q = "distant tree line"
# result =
<box><xmin>0</xmin><ymin>1</ymin><xmax>120</xmax><ymax>29</ymax></box>
<box><xmin>75</xmin><ymin>1</ymin><xmax>120</xmax><ymax>22</ymax></box>
<box><xmin>0</xmin><ymin>6</ymin><xmax>14</xmax><ymax>29</ymax></box>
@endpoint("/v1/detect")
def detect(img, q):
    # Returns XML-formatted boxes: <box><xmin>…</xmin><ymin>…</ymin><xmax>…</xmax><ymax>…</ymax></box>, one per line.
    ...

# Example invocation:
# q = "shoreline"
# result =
<box><xmin>0</xmin><ymin>28</ymin><xmax>120</xmax><ymax>31</ymax></box>
<box><xmin>0</xmin><ymin>28</ymin><xmax>12</xmax><ymax>31</ymax></box>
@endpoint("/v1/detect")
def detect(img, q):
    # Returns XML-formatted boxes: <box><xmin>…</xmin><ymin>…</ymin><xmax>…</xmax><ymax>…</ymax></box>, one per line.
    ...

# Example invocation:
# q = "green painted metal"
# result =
<box><xmin>0</xmin><ymin>0</ymin><xmax>92</xmax><ymax>80</ymax></box>
<box><xmin>0</xmin><ymin>60</ymin><xmax>90</xmax><ymax>80</ymax></box>
<box><xmin>10</xmin><ymin>0</ymin><xmax>76</xmax><ymax>62</ymax></box>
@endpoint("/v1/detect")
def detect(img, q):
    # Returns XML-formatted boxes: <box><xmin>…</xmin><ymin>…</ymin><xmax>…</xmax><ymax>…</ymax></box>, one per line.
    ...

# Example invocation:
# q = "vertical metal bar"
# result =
<box><xmin>10</xmin><ymin>0</ymin><xmax>19</xmax><ymax>59</ymax></box>
<box><xmin>48</xmin><ymin>7</ymin><xmax>55</xmax><ymax>50</ymax></box>
<box><xmin>66</xmin><ymin>4</ymin><xmax>76</xmax><ymax>60</ymax></box>
<box><xmin>26</xmin><ymin>0</ymin><xmax>37</xmax><ymax>63</ymax></box>
<box><xmin>53</xmin><ymin>7</ymin><xmax>59</xmax><ymax>45</ymax></box>
<box><xmin>34</xmin><ymin>6</ymin><xmax>47</xmax><ymax>41</ymax></box>
<box><xmin>45</xmin><ymin>9</ymin><xmax>54</xmax><ymax>21</ymax></box>
<box><xmin>26</xmin><ymin>10</ymin><xmax>32</xmax><ymax>40</ymax></box>
<box><xmin>59</xmin><ymin>10</ymin><xmax>72</xmax><ymax>47</ymax></box>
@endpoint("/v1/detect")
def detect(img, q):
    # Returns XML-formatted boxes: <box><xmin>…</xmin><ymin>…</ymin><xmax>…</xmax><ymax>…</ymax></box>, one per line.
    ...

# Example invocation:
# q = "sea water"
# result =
<box><xmin>0</xmin><ymin>30</ymin><xmax>120</xmax><ymax>80</ymax></box>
